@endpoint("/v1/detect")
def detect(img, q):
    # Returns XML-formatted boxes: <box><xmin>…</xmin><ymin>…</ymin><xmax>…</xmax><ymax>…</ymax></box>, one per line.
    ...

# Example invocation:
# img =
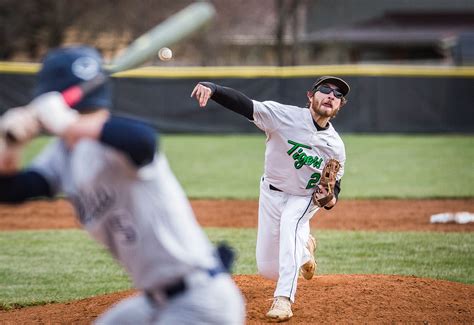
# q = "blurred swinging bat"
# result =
<box><xmin>63</xmin><ymin>1</ymin><xmax>216</xmax><ymax>106</ymax></box>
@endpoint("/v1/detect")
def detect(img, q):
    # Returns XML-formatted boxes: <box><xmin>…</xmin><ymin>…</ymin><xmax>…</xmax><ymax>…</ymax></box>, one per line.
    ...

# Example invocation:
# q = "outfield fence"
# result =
<box><xmin>1</xmin><ymin>63</ymin><xmax>473</xmax><ymax>133</ymax></box>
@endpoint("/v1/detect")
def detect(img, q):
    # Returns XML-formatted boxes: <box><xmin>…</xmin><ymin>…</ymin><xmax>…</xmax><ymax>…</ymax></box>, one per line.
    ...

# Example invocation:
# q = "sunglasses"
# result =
<box><xmin>314</xmin><ymin>85</ymin><xmax>344</xmax><ymax>99</ymax></box>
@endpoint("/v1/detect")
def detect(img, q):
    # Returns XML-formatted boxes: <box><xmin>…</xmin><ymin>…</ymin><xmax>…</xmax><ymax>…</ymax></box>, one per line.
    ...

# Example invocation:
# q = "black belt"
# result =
<box><xmin>146</xmin><ymin>266</ymin><xmax>225</xmax><ymax>303</ymax></box>
<box><xmin>262</xmin><ymin>177</ymin><xmax>283</xmax><ymax>192</ymax></box>
<box><xmin>269</xmin><ymin>184</ymin><xmax>283</xmax><ymax>192</ymax></box>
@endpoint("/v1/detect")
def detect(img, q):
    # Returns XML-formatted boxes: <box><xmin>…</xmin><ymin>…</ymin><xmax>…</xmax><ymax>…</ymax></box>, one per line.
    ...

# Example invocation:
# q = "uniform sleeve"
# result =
<box><xmin>0</xmin><ymin>170</ymin><xmax>53</xmax><ymax>203</ymax></box>
<box><xmin>0</xmin><ymin>139</ymin><xmax>66</xmax><ymax>203</ymax></box>
<box><xmin>252</xmin><ymin>100</ymin><xmax>292</xmax><ymax>133</ymax></box>
<box><xmin>100</xmin><ymin>116</ymin><xmax>157</xmax><ymax>168</ymax></box>
<box><xmin>201</xmin><ymin>82</ymin><xmax>254</xmax><ymax>120</ymax></box>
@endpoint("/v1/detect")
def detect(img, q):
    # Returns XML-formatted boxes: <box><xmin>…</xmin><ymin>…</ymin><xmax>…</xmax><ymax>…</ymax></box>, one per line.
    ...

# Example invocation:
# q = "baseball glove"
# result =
<box><xmin>312</xmin><ymin>158</ymin><xmax>341</xmax><ymax>207</ymax></box>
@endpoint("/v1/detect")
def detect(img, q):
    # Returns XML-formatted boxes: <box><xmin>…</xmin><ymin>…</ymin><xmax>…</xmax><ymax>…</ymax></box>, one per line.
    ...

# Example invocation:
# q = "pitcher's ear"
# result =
<box><xmin>340</xmin><ymin>97</ymin><xmax>348</xmax><ymax>107</ymax></box>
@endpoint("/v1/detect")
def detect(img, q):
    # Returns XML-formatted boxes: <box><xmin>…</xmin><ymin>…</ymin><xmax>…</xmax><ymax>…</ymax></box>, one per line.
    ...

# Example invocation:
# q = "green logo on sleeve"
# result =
<box><xmin>287</xmin><ymin>140</ymin><xmax>323</xmax><ymax>169</ymax></box>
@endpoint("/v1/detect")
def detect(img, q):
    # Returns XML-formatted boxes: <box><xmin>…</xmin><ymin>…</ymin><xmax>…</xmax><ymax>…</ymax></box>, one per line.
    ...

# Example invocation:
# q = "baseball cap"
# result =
<box><xmin>34</xmin><ymin>46</ymin><xmax>111</xmax><ymax>112</ymax></box>
<box><xmin>311</xmin><ymin>76</ymin><xmax>350</xmax><ymax>96</ymax></box>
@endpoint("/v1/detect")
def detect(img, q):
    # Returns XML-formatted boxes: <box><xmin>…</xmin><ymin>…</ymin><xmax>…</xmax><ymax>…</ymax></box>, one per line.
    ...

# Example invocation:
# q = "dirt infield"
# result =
<box><xmin>1</xmin><ymin>198</ymin><xmax>474</xmax><ymax>232</ymax></box>
<box><xmin>0</xmin><ymin>199</ymin><xmax>473</xmax><ymax>323</ymax></box>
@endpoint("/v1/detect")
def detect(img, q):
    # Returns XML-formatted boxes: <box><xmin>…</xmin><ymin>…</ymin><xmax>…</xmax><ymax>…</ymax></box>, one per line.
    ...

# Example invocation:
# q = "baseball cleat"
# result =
<box><xmin>300</xmin><ymin>234</ymin><xmax>317</xmax><ymax>280</ymax></box>
<box><xmin>266</xmin><ymin>296</ymin><xmax>293</xmax><ymax>321</ymax></box>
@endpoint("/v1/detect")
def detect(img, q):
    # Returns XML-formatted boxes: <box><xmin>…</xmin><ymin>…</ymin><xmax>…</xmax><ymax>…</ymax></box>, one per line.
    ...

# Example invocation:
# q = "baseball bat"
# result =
<box><xmin>63</xmin><ymin>1</ymin><xmax>216</xmax><ymax>107</ymax></box>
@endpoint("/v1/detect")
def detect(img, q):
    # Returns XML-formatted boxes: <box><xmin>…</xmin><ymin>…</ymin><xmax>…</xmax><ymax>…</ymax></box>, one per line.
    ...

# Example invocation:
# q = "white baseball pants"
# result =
<box><xmin>256</xmin><ymin>177</ymin><xmax>318</xmax><ymax>302</ymax></box>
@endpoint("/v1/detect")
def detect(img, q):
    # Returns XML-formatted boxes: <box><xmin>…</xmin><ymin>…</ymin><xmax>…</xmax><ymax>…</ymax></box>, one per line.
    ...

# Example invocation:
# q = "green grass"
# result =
<box><xmin>342</xmin><ymin>135</ymin><xmax>474</xmax><ymax>198</ymax></box>
<box><xmin>0</xmin><ymin>230</ymin><xmax>128</xmax><ymax>309</ymax></box>
<box><xmin>314</xmin><ymin>230</ymin><xmax>474</xmax><ymax>284</ymax></box>
<box><xmin>22</xmin><ymin>134</ymin><xmax>474</xmax><ymax>199</ymax></box>
<box><xmin>20</xmin><ymin>137</ymin><xmax>53</xmax><ymax>168</ymax></box>
<box><xmin>0</xmin><ymin>229</ymin><xmax>472</xmax><ymax>308</ymax></box>
<box><xmin>162</xmin><ymin>135</ymin><xmax>265</xmax><ymax>198</ymax></box>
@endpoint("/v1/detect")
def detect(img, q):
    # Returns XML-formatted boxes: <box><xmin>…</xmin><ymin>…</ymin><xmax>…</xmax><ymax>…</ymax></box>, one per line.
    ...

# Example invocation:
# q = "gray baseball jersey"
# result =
<box><xmin>252</xmin><ymin>100</ymin><xmax>345</xmax><ymax>195</ymax></box>
<box><xmin>31</xmin><ymin>138</ymin><xmax>245</xmax><ymax>324</ymax></box>
<box><xmin>31</xmin><ymin>139</ymin><xmax>219</xmax><ymax>289</ymax></box>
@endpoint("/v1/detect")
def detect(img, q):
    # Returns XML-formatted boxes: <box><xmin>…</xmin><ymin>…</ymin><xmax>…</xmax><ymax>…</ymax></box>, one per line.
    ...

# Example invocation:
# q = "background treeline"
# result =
<box><xmin>0</xmin><ymin>0</ymin><xmax>305</xmax><ymax>65</ymax></box>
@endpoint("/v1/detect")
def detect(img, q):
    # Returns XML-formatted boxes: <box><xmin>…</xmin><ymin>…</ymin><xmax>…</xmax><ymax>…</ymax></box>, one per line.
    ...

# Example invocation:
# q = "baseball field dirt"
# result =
<box><xmin>0</xmin><ymin>199</ymin><xmax>473</xmax><ymax>323</ymax></box>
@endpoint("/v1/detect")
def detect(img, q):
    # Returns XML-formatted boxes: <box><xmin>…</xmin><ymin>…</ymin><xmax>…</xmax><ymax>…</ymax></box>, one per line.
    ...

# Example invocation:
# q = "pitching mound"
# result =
<box><xmin>0</xmin><ymin>198</ymin><xmax>473</xmax><ymax>323</ymax></box>
<box><xmin>0</xmin><ymin>275</ymin><xmax>472</xmax><ymax>324</ymax></box>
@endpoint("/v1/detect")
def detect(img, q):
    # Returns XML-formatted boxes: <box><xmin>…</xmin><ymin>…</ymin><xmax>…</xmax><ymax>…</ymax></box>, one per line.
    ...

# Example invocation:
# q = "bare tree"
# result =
<box><xmin>0</xmin><ymin>0</ymin><xmax>93</xmax><ymax>60</ymax></box>
<box><xmin>275</xmin><ymin>0</ymin><xmax>305</xmax><ymax>66</ymax></box>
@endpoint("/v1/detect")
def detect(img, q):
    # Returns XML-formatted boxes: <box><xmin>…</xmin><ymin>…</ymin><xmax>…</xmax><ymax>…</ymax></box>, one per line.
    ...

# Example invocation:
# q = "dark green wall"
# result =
<box><xmin>1</xmin><ymin>71</ymin><xmax>473</xmax><ymax>133</ymax></box>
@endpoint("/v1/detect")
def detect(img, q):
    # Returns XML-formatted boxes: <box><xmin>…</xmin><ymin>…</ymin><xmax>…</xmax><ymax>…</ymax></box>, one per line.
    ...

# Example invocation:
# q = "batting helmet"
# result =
<box><xmin>34</xmin><ymin>46</ymin><xmax>111</xmax><ymax>112</ymax></box>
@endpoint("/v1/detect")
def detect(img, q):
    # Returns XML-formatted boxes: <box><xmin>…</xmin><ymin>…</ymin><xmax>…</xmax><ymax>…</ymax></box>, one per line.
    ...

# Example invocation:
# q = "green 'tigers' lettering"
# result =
<box><xmin>287</xmin><ymin>140</ymin><xmax>323</xmax><ymax>169</ymax></box>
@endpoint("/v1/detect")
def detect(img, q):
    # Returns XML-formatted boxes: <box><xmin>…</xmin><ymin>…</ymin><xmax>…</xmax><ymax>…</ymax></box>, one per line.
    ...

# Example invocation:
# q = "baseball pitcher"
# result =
<box><xmin>191</xmin><ymin>76</ymin><xmax>349</xmax><ymax>321</ymax></box>
<box><xmin>0</xmin><ymin>46</ymin><xmax>245</xmax><ymax>324</ymax></box>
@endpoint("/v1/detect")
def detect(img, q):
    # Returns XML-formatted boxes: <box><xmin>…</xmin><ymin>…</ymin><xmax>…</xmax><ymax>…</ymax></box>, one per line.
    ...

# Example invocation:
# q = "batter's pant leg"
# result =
<box><xmin>94</xmin><ymin>293</ymin><xmax>157</xmax><ymax>325</ymax></box>
<box><xmin>158</xmin><ymin>275</ymin><xmax>245</xmax><ymax>325</ymax></box>
<box><xmin>95</xmin><ymin>276</ymin><xmax>245</xmax><ymax>325</ymax></box>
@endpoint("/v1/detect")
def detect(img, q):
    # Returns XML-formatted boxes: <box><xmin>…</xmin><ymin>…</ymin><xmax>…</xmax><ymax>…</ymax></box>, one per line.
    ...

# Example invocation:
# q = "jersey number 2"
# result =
<box><xmin>305</xmin><ymin>172</ymin><xmax>321</xmax><ymax>189</ymax></box>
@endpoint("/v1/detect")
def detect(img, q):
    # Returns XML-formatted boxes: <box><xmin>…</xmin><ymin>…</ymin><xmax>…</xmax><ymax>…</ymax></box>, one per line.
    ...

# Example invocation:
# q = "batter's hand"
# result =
<box><xmin>0</xmin><ymin>106</ymin><xmax>41</xmax><ymax>144</ymax></box>
<box><xmin>191</xmin><ymin>83</ymin><xmax>213</xmax><ymax>107</ymax></box>
<box><xmin>31</xmin><ymin>92</ymin><xmax>79</xmax><ymax>136</ymax></box>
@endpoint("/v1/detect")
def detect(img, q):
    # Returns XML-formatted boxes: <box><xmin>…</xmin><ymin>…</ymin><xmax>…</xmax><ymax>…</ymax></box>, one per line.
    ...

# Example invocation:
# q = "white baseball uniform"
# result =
<box><xmin>30</xmin><ymin>138</ymin><xmax>245</xmax><ymax>324</ymax></box>
<box><xmin>252</xmin><ymin>100</ymin><xmax>345</xmax><ymax>302</ymax></box>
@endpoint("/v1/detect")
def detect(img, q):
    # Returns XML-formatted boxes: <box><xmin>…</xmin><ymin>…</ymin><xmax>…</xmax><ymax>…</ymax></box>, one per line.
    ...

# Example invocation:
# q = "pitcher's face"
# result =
<box><xmin>307</xmin><ymin>83</ymin><xmax>343</xmax><ymax>118</ymax></box>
